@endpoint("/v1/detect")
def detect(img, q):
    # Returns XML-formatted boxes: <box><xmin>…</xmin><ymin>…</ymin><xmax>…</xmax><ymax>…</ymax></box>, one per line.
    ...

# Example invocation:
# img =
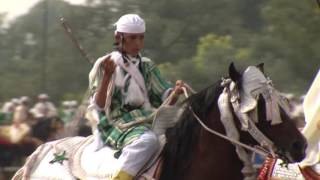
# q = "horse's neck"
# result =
<box><xmin>181</xmin><ymin>109</ymin><xmax>244</xmax><ymax>180</ymax></box>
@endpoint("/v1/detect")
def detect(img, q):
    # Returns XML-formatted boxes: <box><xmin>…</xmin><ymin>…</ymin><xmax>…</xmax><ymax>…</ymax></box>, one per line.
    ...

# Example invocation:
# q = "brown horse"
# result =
<box><xmin>12</xmin><ymin>63</ymin><xmax>307</xmax><ymax>180</ymax></box>
<box><xmin>159</xmin><ymin>63</ymin><xmax>307</xmax><ymax>180</ymax></box>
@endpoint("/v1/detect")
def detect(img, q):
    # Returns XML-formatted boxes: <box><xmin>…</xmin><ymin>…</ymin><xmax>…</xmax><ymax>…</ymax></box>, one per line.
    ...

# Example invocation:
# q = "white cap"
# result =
<box><xmin>38</xmin><ymin>93</ymin><xmax>49</xmax><ymax>99</ymax></box>
<box><xmin>62</xmin><ymin>101</ymin><xmax>70</xmax><ymax>107</ymax></box>
<box><xmin>11</xmin><ymin>98</ymin><xmax>20</xmax><ymax>105</ymax></box>
<box><xmin>20</xmin><ymin>96</ymin><xmax>31</xmax><ymax>104</ymax></box>
<box><xmin>70</xmin><ymin>100</ymin><xmax>78</xmax><ymax>107</ymax></box>
<box><xmin>114</xmin><ymin>14</ymin><xmax>145</xmax><ymax>34</ymax></box>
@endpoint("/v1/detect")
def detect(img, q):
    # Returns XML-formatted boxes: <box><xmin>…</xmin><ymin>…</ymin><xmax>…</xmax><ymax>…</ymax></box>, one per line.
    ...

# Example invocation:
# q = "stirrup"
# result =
<box><xmin>112</xmin><ymin>170</ymin><xmax>134</xmax><ymax>180</ymax></box>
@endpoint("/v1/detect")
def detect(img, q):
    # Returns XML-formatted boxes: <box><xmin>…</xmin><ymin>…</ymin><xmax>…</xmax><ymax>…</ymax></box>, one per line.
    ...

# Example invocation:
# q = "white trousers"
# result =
<box><xmin>118</xmin><ymin>130</ymin><xmax>160</xmax><ymax>176</ymax></box>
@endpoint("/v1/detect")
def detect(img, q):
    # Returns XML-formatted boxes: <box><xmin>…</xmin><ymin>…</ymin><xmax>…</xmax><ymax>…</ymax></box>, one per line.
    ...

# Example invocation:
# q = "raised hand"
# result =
<box><xmin>173</xmin><ymin>80</ymin><xmax>185</xmax><ymax>95</ymax></box>
<box><xmin>103</xmin><ymin>56</ymin><xmax>116</xmax><ymax>76</ymax></box>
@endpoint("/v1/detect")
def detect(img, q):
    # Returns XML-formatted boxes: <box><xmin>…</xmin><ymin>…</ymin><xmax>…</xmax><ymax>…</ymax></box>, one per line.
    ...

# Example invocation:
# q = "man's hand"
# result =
<box><xmin>103</xmin><ymin>56</ymin><xmax>116</xmax><ymax>76</ymax></box>
<box><xmin>95</xmin><ymin>56</ymin><xmax>117</xmax><ymax>108</ymax></box>
<box><xmin>173</xmin><ymin>80</ymin><xmax>185</xmax><ymax>96</ymax></box>
<box><xmin>168</xmin><ymin>80</ymin><xmax>185</xmax><ymax>105</ymax></box>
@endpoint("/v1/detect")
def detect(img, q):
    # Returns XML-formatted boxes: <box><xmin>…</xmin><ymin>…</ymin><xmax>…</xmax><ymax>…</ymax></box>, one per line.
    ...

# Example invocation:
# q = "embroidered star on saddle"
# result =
<box><xmin>22</xmin><ymin>135</ymin><xmax>165</xmax><ymax>180</ymax></box>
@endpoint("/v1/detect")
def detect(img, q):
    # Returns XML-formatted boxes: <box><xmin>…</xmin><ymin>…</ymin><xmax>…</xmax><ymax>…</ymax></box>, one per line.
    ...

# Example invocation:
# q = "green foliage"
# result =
<box><xmin>249</xmin><ymin>0</ymin><xmax>320</xmax><ymax>93</ymax></box>
<box><xmin>194</xmin><ymin>34</ymin><xmax>234</xmax><ymax>70</ymax></box>
<box><xmin>0</xmin><ymin>0</ymin><xmax>318</xmax><ymax>103</ymax></box>
<box><xmin>173</xmin><ymin>34</ymin><xmax>251</xmax><ymax>89</ymax></box>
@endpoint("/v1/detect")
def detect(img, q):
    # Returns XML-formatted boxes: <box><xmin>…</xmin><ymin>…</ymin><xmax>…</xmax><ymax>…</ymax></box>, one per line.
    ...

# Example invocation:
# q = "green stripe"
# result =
<box><xmin>97</xmin><ymin>58</ymin><xmax>173</xmax><ymax>150</ymax></box>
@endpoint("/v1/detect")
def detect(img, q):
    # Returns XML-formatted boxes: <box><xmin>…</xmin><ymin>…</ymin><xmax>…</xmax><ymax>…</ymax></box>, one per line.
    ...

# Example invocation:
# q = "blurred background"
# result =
<box><xmin>0</xmin><ymin>0</ymin><xmax>319</xmax><ymax>178</ymax></box>
<box><xmin>0</xmin><ymin>0</ymin><xmax>319</xmax><ymax>103</ymax></box>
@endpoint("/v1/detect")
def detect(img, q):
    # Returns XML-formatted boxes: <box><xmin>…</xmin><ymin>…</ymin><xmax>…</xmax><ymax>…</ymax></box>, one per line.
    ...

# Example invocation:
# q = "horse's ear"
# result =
<box><xmin>256</xmin><ymin>63</ymin><xmax>265</xmax><ymax>74</ymax></box>
<box><xmin>229</xmin><ymin>62</ymin><xmax>241</xmax><ymax>83</ymax></box>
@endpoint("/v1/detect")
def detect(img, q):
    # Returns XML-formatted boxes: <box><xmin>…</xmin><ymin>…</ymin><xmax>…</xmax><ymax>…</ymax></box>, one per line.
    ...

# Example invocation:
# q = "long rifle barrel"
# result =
<box><xmin>60</xmin><ymin>17</ymin><xmax>94</xmax><ymax>64</ymax></box>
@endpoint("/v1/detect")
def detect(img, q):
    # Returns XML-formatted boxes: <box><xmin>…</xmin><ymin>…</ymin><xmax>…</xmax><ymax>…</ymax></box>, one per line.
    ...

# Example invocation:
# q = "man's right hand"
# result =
<box><xmin>103</xmin><ymin>56</ymin><xmax>116</xmax><ymax>76</ymax></box>
<box><xmin>95</xmin><ymin>56</ymin><xmax>117</xmax><ymax>108</ymax></box>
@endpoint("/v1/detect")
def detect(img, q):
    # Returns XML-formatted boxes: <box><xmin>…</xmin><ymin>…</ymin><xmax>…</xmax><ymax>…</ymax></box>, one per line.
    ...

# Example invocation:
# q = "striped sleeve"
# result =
<box><xmin>144</xmin><ymin>59</ymin><xmax>173</xmax><ymax>106</ymax></box>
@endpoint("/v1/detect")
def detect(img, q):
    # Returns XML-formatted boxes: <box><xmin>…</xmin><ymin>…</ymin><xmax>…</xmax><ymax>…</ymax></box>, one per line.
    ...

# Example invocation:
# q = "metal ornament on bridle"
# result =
<box><xmin>217</xmin><ymin>66</ymin><xmax>292</xmax><ymax>179</ymax></box>
<box><xmin>232</xmin><ymin>66</ymin><xmax>291</xmax><ymax>126</ymax></box>
<box><xmin>226</xmin><ymin>66</ymin><xmax>290</xmax><ymax>150</ymax></box>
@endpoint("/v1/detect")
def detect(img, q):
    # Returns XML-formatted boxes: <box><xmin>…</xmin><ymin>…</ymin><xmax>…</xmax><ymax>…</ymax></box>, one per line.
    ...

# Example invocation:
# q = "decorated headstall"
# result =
<box><xmin>220</xmin><ymin>64</ymin><xmax>292</xmax><ymax>155</ymax></box>
<box><xmin>187</xmin><ymin>63</ymin><xmax>294</xmax><ymax>179</ymax></box>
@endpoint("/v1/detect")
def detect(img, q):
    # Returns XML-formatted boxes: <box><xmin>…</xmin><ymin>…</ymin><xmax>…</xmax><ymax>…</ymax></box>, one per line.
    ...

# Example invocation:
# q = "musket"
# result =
<box><xmin>60</xmin><ymin>17</ymin><xmax>95</xmax><ymax>64</ymax></box>
<box><xmin>56</xmin><ymin>17</ymin><xmax>95</xmax><ymax>138</ymax></box>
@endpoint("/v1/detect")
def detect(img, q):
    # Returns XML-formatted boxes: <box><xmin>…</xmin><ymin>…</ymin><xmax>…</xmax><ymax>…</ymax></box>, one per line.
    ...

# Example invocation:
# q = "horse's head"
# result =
<box><xmin>160</xmin><ymin>63</ymin><xmax>307</xmax><ymax>180</ymax></box>
<box><xmin>228</xmin><ymin>63</ymin><xmax>307</xmax><ymax>163</ymax></box>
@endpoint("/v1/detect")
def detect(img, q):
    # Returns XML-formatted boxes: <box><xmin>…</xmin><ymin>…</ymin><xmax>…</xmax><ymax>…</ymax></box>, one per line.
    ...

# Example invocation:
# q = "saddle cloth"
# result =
<box><xmin>71</xmin><ymin>135</ymin><xmax>164</xmax><ymax>180</ymax></box>
<box><xmin>18</xmin><ymin>135</ymin><xmax>164</xmax><ymax>180</ymax></box>
<box><xmin>15</xmin><ymin>104</ymin><xmax>180</xmax><ymax>180</ymax></box>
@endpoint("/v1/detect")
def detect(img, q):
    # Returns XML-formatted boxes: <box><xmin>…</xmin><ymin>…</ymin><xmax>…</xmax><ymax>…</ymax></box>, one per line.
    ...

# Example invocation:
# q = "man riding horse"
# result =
<box><xmin>30</xmin><ymin>93</ymin><xmax>58</xmax><ymax>122</ymax></box>
<box><xmin>0</xmin><ymin>96</ymin><xmax>36</xmax><ymax>145</ymax></box>
<box><xmin>88</xmin><ymin>14</ymin><xmax>184</xmax><ymax>180</ymax></box>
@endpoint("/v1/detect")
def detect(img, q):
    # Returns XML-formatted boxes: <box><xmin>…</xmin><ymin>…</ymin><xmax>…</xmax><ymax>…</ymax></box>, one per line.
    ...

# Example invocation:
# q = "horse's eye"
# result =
<box><xmin>278</xmin><ymin>95</ymin><xmax>292</xmax><ymax>114</ymax></box>
<box><xmin>280</xmin><ymin>96</ymin><xmax>290</xmax><ymax>105</ymax></box>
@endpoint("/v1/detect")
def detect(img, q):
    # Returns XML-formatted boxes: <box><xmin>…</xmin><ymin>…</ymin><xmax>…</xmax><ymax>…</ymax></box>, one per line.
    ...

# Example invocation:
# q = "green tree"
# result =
<box><xmin>160</xmin><ymin>33</ymin><xmax>252</xmax><ymax>90</ymax></box>
<box><xmin>1</xmin><ymin>0</ymin><xmax>318</xmax><ymax>103</ymax></box>
<box><xmin>250</xmin><ymin>0</ymin><xmax>320</xmax><ymax>93</ymax></box>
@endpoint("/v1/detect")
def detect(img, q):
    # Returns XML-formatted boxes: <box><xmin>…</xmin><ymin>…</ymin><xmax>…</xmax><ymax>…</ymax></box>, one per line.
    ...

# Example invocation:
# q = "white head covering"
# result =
<box><xmin>238</xmin><ymin>66</ymin><xmax>288</xmax><ymax>125</ymax></box>
<box><xmin>38</xmin><ymin>93</ymin><xmax>49</xmax><ymax>100</ymax></box>
<box><xmin>239</xmin><ymin>66</ymin><xmax>268</xmax><ymax>113</ymax></box>
<box><xmin>20</xmin><ymin>96</ymin><xmax>31</xmax><ymax>104</ymax></box>
<box><xmin>114</xmin><ymin>14</ymin><xmax>145</xmax><ymax>34</ymax></box>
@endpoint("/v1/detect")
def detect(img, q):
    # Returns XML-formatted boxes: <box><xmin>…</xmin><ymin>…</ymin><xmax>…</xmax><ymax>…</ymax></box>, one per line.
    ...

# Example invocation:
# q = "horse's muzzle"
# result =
<box><xmin>289</xmin><ymin>137</ymin><xmax>307</xmax><ymax>162</ymax></box>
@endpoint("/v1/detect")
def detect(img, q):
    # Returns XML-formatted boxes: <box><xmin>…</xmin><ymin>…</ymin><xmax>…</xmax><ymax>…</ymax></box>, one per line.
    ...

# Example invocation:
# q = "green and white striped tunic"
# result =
<box><xmin>92</xmin><ymin>56</ymin><xmax>172</xmax><ymax>150</ymax></box>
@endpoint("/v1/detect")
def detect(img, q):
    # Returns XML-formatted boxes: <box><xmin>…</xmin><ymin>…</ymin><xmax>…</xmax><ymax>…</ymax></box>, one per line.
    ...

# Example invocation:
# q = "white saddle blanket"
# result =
<box><xmin>18</xmin><ymin>135</ymin><xmax>162</xmax><ymax>180</ymax></box>
<box><xmin>72</xmin><ymin>136</ymin><xmax>122</xmax><ymax>179</ymax></box>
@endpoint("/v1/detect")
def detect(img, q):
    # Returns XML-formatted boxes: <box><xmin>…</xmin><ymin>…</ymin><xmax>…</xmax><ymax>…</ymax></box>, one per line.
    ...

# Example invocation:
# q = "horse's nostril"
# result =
<box><xmin>292</xmin><ymin>140</ymin><xmax>304</xmax><ymax>151</ymax></box>
<box><xmin>291</xmin><ymin>139</ymin><xmax>307</xmax><ymax>155</ymax></box>
<box><xmin>290</xmin><ymin>139</ymin><xmax>307</xmax><ymax>161</ymax></box>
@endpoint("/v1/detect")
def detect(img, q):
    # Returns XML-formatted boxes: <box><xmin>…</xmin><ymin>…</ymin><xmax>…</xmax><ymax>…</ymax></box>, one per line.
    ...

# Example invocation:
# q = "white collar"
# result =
<box><xmin>126</xmin><ymin>54</ymin><xmax>141</xmax><ymax>63</ymax></box>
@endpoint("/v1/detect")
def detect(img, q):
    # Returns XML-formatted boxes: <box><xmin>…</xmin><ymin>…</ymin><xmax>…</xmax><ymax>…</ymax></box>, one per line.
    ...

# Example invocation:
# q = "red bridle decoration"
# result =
<box><xmin>258</xmin><ymin>156</ymin><xmax>277</xmax><ymax>180</ymax></box>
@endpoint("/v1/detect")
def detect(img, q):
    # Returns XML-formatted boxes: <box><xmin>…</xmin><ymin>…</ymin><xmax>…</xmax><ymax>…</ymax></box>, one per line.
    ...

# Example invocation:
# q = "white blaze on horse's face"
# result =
<box><xmin>239</xmin><ymin>66</ymin><xmax>291</xmax><ymax>125</ymax></box>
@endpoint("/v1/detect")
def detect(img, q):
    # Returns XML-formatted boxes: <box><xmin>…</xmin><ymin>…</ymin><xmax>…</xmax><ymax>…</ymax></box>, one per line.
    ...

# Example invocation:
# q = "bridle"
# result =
<box><xmin>182</xmin><ymin>74</ymin><xmax>291</xmax><ymax>179</ymax></box>
<box><xmin>182</xmin><ymin>80</ymin><xmax>279</xmax><ymax>156</ymax></box>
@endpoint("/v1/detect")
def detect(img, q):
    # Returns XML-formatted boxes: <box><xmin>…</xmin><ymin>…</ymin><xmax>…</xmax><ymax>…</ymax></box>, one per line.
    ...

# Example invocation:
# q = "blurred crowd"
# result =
<box><xmin>0</xmin><ymin>92</ymin><xmax>306</xmax><ymax>172</ymax></box>
<box><xmin>281</xmin><ymin>93</ymin><xmax>306</xmax><ymax>129</ymax></box>
<box><xmin>0</xmin><ymin>92</ymin><xmax>306</xmax><ymax>144</ymax></box>
<box><xmin>0</xmin><ymin>93</ymin><xmax>95</xmax><ymax>179</ymax></box>
<box><xmin>0</xmin><ymin>94</ymin><xmax>82</xmax><ymax>179</ymax></box>
<box><xmin>0</xmin><ymin>93</ymin><xmax>79</xmax><ymax>145</ymax></box>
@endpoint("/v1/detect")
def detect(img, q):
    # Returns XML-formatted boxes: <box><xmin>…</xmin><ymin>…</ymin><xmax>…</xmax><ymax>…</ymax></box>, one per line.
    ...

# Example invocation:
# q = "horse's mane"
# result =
<box><xmin>160</xmin><ymin>80</ymin><xmax>224</xmax><ymax>180</ymax></box>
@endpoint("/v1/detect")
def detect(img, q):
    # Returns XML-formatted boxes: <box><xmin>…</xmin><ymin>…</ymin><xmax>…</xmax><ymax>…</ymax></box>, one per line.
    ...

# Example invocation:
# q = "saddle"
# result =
<box><xmin>17</xmin><ymin>135</ymin><xmax>164</xmax><ymax>180</ymax></box>
<box><xmin>70</xmin><ymin>135</ymin><xmax>164</xmax><ymax>180</ymax></box>
<box><xmin>14</xmin><ymin>104</ymin><xmax>181</xmax><ymax>180</ymax></box>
